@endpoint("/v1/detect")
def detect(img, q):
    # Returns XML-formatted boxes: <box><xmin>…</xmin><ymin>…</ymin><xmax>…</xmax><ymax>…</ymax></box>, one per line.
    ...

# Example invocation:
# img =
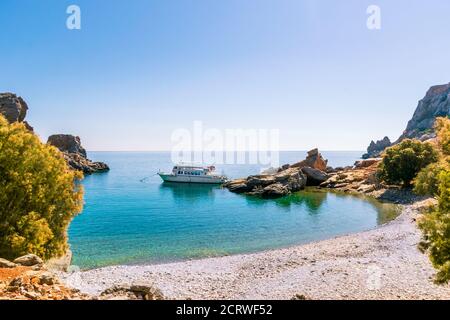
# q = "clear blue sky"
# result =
<box><xmin>1</xmin><ymin>0</ymin><xmax>449</xmax><ymax>151</ymax></box>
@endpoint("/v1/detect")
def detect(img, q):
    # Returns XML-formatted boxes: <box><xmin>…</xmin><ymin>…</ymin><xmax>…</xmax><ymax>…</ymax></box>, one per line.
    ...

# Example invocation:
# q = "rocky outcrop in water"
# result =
<box><xmin>0</xmin><ymin>93</ymin><xmax>33</xmax><ymax>131</ymax></box>
<box><xmin>362</xmin><ymin>137</ymin><xmax>391</xmax><ymax>159</ymax></box>
<box><xmin>362</xmin><ymin>83</ymin><xmax>450</xmax><ymax>158</ymax></box>
<box><xmin>47</xmin><ymin>134</ymin><xmax>109</xmax><ymax>174</ymax></box>
<box><xmin>225</xmin><ymin>149</ymin><xmax>330</xmax><ymax>198</ymax></box>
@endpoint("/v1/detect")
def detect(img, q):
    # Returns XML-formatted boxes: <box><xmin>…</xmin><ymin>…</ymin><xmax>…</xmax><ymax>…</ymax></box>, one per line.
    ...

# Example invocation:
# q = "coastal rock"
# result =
<box><xmin>0</xmin><ymin>93</ymin><xmax>28</xmax><ymax>123</ymax></box>
<box><xmin>225</xmin><ymin>166</ymin><xmax>307</xmax><ymax>199</ymax></box>
<box><xmin>291</xmin><ymin>148</ymin><xmax>328</xmax><ymax>171</ymax></box>
<box><xmin>47</xmin><ymin>134</ymin><xmax>87</xmax><ymax>157</ymax></box>
<box><xmin>398</xmin><ymin>83</ymin><xmax>450</xmax><ymax>142</ymax></box>
<box><xmin>301</xmin><ymin>167</ymin><xmax>329</xmax><ymax>186</ymax></box>
<box><xmin>362</xmin><ymin>137</ymin><xmax>391</xmax><ymax>159</ymax></box>
<box><xmin>0</xmin><ymin>93</ymin><xmax>33</xmax><ymax>131</ymax></box>
<box><xmin>0</xmin><ymin>258</ymin><xmax>16</xmax><ymax>268</ymax></box>
<box><xmin>47</xmin><ymin>134</ymin><xmax>109</xmax><ymax>174</ymax></box>
<box><xmin>13</xmin><ymin>254</ymin><xmax>43</xmax><ymax>266</ymax></box>
<box><xmin>261</xmin><ymin>183</ymin><xmax>289</xmax><ymax>198</ymax></box>
<box><xmin>247</xmin><ymin>175</ymin><xmax>276</xmax><ymax>188</ymax></box>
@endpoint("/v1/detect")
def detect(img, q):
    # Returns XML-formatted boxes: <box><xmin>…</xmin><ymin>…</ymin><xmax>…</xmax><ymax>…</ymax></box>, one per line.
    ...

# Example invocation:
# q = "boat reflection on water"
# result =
<box><xmin>158</xmin><ymin>182</ymin><xmax>222</xmax><ymax>201</ymax></box>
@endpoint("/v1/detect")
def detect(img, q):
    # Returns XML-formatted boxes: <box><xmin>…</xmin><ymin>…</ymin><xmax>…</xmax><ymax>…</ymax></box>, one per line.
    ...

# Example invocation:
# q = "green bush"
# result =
<box><xmin>378</xmin><ymin>139</ymin><xmax>438</xmax><ymax>187</ymax></box>
<box><xmin>414</xmin><ymin>162</ymin><xmax>446</xmax><ymax>196</ymax></box>
<box><xmin>0</xmin><ymin>115</ymin><xmax>84</xmax><ymax>260</ymax></box>
<box><xmin>419</xmin><ymin>171</ymin><xmax>450</xmax><ymax>283</ymax></box>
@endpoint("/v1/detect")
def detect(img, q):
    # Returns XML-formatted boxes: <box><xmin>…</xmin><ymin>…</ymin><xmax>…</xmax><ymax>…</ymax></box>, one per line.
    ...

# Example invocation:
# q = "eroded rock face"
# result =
<box><xmin>47</xmin><ymin>134</ymin><xmax>87</xmax><ymax>157</ymax></box>
<box><xmin>0</xmin><ymin>93</ymin><xmax>28</xmax><ymax>123</ymax></box>
<box><xmin>0</xmin><ymin>93</ymin><xmax>33</xmax><ymax>131</ymax></box>
<box><xmin>301</xmin><ymin>167</ymin><xmax>329</xmax><ymax>186</ymax></box>
<box><xmin>47</xmin><ymin>134</ymin><xmax>109</xmax><ymax>174</ymax></box>
<box><xmin>291</xmin><ymin>148</ymin><xmax>328</xmax><ymax>171</ymax></box>
<box><xmin>398</xmin><ymin>83</ymin><xmax>450</xmax><ymax>142</ymax></box>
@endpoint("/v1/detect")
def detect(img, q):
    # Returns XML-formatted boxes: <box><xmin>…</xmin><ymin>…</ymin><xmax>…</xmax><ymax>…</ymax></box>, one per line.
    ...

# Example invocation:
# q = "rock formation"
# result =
<box><xmin>397</xmin><ymin>83</ymin><xmax>450</xmax><ymax>142</ymax></box>
<box><xmin>291</xmin><ymin>148</ymin><xmax>328</xmax><ymax>171</ymax></box>
<box><xmin>0</xmin><ymin>92</ymin><xmax>109</xmax><ymax>174</ymax></box>
<box><xmin>225</xmin><ymin>149</ymin><xmax>329</xmax><ymax>198</ymax></box>
<box><xmin>362</xmin><ymin>82</ymin><xmax>450</xmax><ymax>158</ymax></box>
<box><xmin>0</xmin><ymin>92</ymin><xmax>33</xmax><ymax>130</ymax></box>
<box><xmin>47</xmin><ymin>134</ymin><xmax>109</xmax><ymax>174</ymax></box>
<box><xmin>362</xmin><ymin>137</ymin><xmax>391</xmax><ymax>159</ymax></box>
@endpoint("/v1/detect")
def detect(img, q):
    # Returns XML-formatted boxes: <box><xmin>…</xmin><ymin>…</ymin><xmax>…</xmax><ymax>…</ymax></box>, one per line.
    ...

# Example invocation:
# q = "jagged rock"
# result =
<box><xmin>47</xmin><ymin>134</ymin><xmax>87</xmax><ymax>157</ymax></box>
<box><xmin>301</xmin><ymin>167</ymin><xmax>329</xmax><ymax>186</ymax></box>
<box><xmin>291</xmin><ymin>148</ymin><xmax>328</xmax><ymax>171</ymax></box>
<box><xmin>398</xmin><ymin>83</ymin><xmax>450</xmax><ymax>142</ymax></box>
<box><xmin>0</xmin><ymin>93</ymin><xmax>28</xmax><ymax>123</ymax></box>
<box><xmin>13</xmin><ymin>254</ymin><xmax>43</xmax><ymax>266</ymax></box>
<box><xmin>362</xmin><ymin>137</ymin><xmax>391</xmax><ymax>159</ymax></box>
<box><xmin>47</xmin><ymin>134</ymin><xmax>109</xmax><ymax>174</ymax></box>
<box><xmin>0</xmin><ymin>258</ymin><xmax>16</xmax><ymax>268</ymax></box>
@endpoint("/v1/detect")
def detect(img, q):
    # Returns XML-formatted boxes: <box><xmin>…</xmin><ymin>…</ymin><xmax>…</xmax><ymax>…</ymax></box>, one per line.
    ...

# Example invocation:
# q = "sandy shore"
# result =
<box><xmin>60</xmin><ymin>199</ymin><xmax>450</xmax><ymax>300</ymax></box>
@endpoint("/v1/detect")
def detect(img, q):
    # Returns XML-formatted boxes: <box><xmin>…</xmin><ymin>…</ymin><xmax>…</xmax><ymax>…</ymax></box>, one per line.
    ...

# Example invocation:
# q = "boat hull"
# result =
<box><xmin>158</xmin><ymin>173</ymin><xmax>226</xmax><ymax>184</ymax></box>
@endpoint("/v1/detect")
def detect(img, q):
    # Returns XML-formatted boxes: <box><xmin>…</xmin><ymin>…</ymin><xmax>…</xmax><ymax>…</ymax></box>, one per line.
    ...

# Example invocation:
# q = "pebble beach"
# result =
<box><xmin>61</xmin><ymin>199</ymin><xmax>450</xmax><ymax>300</ymax></box>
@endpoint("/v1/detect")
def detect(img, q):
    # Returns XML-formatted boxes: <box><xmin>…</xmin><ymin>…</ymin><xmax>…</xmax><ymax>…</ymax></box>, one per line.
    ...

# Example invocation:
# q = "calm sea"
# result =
<box><xmin>68</xmin><ymin>151</ymin><xmax>398</xmax><ymax>269</ymax></box>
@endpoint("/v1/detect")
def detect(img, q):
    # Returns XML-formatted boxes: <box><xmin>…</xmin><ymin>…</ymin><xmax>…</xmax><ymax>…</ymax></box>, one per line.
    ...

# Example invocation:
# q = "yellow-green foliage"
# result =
<box><xmin>436</xmin><ymin>117</ymin><xmax>450</xmax><ymax>156</ymax></box>
<box><xmin>416</xmin><ymin>117</ymin><xmax>450</xmax><ymax>283</ymax></box>
<box><xmin>0</xmin><ymin>115</ymin><xmax>83</xmax><ymax>260</ymax></box>
<box><xmin>419</xmin><ymin>171</ymin><xmax>450</xmax><ymax>283</ymax></box>
<box><xmin>378</xmin><ymin>139</ymin><xmax>438</xmax><ymax>187</ymax></box>
<box><xmin>414</xmin><ymin>117</ymin><xmax>450</xmax><ymax>196</ymax></box>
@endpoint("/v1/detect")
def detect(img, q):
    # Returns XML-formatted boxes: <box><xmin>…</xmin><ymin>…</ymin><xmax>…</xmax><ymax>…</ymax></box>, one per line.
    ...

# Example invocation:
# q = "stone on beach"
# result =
<box><xmin>13</xmin><ymin>254</ymin><xmax>43</xmax><ymax>267</ymax></box>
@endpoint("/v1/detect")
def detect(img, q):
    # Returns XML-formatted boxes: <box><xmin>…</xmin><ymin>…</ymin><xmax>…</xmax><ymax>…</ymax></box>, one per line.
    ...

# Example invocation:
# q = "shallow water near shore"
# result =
<box><xmin>68</xmin><ymin>151</ymin><xmax>399</xmax><ymax>269</ymax></box>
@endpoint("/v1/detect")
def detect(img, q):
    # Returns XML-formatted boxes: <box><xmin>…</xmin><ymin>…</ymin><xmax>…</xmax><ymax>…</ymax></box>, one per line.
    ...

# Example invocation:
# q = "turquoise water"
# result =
<box><xmin>68</xmin><ymin>151</ymin><xmax>398</xmax><ymax>269</ymax></box>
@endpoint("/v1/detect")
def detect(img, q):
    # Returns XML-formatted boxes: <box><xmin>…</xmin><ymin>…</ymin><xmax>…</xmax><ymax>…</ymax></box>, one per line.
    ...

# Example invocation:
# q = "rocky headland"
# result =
<box><xmin>0</xmin><ymin>92</ymin><xmax>109</xmax><ymax>174</ymax></box>
<box><xmin>362</xmin><ymin>83</ymin><xmax>450</xmax><ymax>158</ymax></box>
<box><xmin>47</xmin><ymin>134</ymin><xmax>109</xmax><ymax>174</ymax></box>
<box><xmin>225</xmin><ymin>148</ymin><xmax>329</xmax><ymax>198</ymax></box>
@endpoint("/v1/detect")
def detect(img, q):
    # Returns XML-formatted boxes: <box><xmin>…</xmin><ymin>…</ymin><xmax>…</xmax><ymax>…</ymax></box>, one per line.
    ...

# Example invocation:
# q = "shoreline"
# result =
<box><xmin>60</xmin><ymin>199</ymin><xmax>450</xmax><ymax>299</ymax></box>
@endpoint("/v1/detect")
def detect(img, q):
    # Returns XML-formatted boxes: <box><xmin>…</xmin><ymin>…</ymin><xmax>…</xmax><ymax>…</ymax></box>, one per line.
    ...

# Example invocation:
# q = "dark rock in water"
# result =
<box><xmin>0</xmin><ymin>93</ymin><xmax>33</xmax><ymax>131</ymax></box>
<box><xmin>362</xmin><ymin>136</ymin><xmax>391</xmax><ymax>159</ymax></box>
<box><xmin>397</xmin><ymin>83</ymin><xmax>450</xmax><ymax>142</ymax></box>
<box><xmin>48</xmin><ymin>134</ymin><xmax>109</xmax><ymax>174</ymax></box>
<box><xmin>225</xmin><ymin>166</ymin><xmax>307</xmax><ymax>199</ymax></box>
<box><xmin>291</xmin><ymin>148</ymin><xmax>328</xmax><ymax>171</ymax></box>
<box><xmin>301</xmin><ymin>167</ymin><xmax>329</xmax><ymax>186</ymax></box>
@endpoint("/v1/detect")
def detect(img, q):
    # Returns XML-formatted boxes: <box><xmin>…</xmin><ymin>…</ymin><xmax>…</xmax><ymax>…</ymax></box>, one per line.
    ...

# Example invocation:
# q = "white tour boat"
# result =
<box><xmin>158</xmin><ymin>165</ymin><xmax>228</xmax><ymax>184</ymax></box>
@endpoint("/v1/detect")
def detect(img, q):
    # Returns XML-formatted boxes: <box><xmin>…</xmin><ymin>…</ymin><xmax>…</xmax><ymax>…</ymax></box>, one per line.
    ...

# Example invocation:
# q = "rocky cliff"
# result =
<box><xmin>0</xmin><ymin>92</ymin><xmax>109</xmax><ymax>174</ymax></box>
<box><xmin>0</xmin><ymin>93</ymin><xmax>33</xmax><ymax>131</ymax></box>
<box><xmin>48</xmin><ymin>135</ymin><xmax>109</xmax><ymax>174</ymax></box>
<box><xmin>397</xmin><ymin>83</ymin><xmax>450</xmax><ymax>142</ymax></box>
<box><xmin>362</xmin><ymin>83</ymin><xmax>450</xmax><ymax>158</ymax></box>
